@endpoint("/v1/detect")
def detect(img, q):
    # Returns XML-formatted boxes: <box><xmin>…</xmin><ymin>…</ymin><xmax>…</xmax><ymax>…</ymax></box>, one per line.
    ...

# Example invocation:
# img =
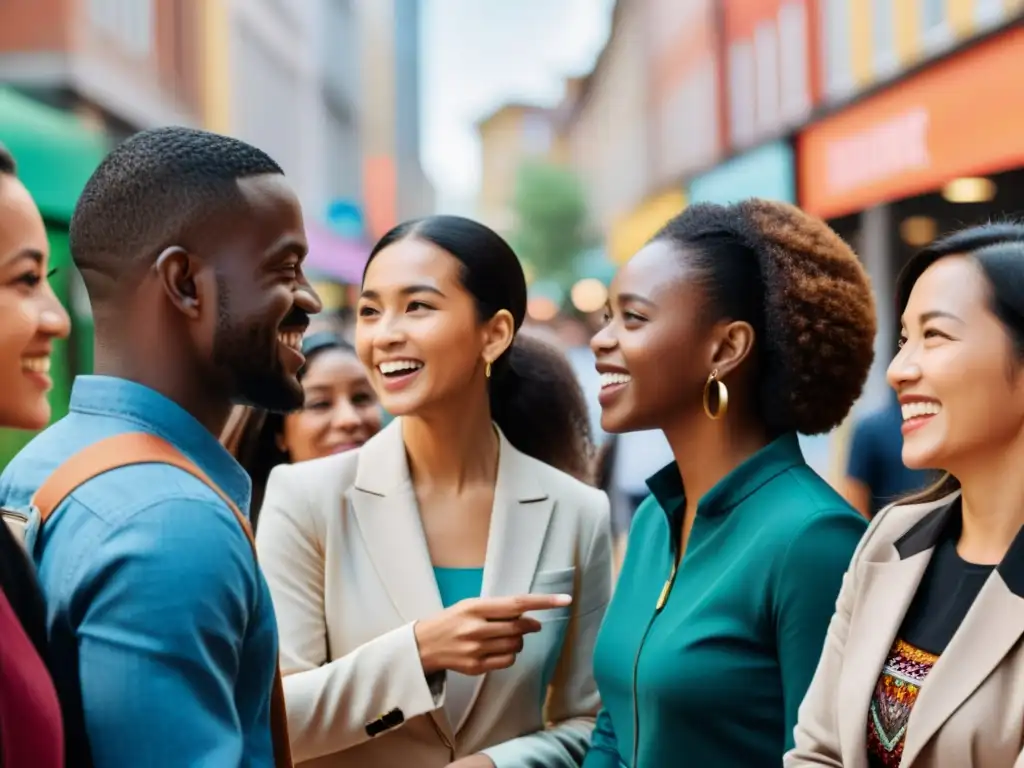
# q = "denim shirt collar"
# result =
<box><xmin>69</xmin><ymin>376</ymin><xmax>252</xmax><ymax>513</ymax></box>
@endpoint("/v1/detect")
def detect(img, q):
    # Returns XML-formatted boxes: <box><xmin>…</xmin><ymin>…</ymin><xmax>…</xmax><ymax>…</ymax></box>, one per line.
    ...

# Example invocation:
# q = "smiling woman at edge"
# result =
<box><xmin>255</xmin><ymin>214</ymin><xmax>612</xmax><ymax>768</ymax></box>
<box><xmin>583</xmin><ymin>200</ymin><xmax>876</xmax><ymax>768</ymax></box>
<box><xmin>787</xmin><ymin>223</ymin><xmax>1024</xmax><ymax>768</ymax></box>
<box><xmin>0</xmin><ymin>142</ymin><xmax>72</xmax><ymax>767</ymax></box>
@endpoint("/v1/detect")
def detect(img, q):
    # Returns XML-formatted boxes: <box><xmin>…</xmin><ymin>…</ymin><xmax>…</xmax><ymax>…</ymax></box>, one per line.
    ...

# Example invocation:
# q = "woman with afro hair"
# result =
<box><xmin>583</xmin><ymin>199</ymin><xmax>876</xmax><ymax>768</ymax></box>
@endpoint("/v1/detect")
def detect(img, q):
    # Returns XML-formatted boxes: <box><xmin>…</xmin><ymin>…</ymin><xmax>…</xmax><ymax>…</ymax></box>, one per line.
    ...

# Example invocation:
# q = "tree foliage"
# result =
<box><xmin>509</xmin><ymin>160</ymin><xmax>590</xmax><ymax>288</ymax></box>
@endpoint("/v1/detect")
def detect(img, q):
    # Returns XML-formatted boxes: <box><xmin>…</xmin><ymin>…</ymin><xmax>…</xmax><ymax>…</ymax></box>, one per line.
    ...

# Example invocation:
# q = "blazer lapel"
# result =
<box><xmin>349</xmin><ymin>420</ymin><xmax>454</xmax><ymax>743</ymax></box>
<box><xmin>902</xmin><ymin>523</ymin><xmax>1024</xmax><ymax>766</ymax></box>
<box><xmin>452</xmin><ymin>428</ymin><xmax>554</xmax><ymax>734</ymax></box>
<box><xmin>837</xmin><ymin>498</ymin><xmax>956</xmax><ymax>768</ymax></box>
<box><xmin>350</xmin><ymin>420</ymin><xmax>444</xmax><ymax>624</ymax></box>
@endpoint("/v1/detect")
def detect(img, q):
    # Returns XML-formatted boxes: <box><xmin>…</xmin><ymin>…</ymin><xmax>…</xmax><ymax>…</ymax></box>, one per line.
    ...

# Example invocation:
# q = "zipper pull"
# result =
<box><xmin>655</xmin><ymin>579</ymin><xmax>672</xmax><ymax>611</ymax></box>
<box><xmin>655</xmin><ymin>562</ymin><xmax>678</xmax><ymax>611</ymax></box>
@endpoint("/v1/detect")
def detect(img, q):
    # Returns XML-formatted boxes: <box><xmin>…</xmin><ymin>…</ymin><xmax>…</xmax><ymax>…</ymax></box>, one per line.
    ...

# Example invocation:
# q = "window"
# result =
<box><xmin>823</xmin><ymin>0</ymin><xmax>853</xmax><ymax>100</ymax></box>
<box><xmin>872</xmin><ymin>0</ymin><xmax>898</xmax><ymax>78</ymax></box>
<box><xmin>754</xmin><ymin>20</ymin><xmax>779</xmax><ymax>134</ymax></box>
<box><xmin>920</xmin><ymin>0</ymin><xmax>945</xmax><ymax>30</ymax></box>
<box><xmin>920</xmin><ymin>0</ymin><xmax>951</xmax><ymax>51</ymax></box>
<box><xmin>521</xmin><ymin>113</ymin><xmax>553</xmax><ymax>156</ymax></box>
<box><xmin>729</xmin><ymin>41</ymin><xmax>756</xmax><ymax>147</ymax></box>
<box><xmin>975</xmin><ymin>0</ymin><xmax>1005</xmax><ymax>28</ymax></box>
<box><xmin>87</xmin><ymin>0</ymin><xmax>153</xmax><ymax>57</ymax></box>
<box><xmin>778</xmin><ymin>2</ymin><xmax>810</xmax><ymax>123</ymax></box>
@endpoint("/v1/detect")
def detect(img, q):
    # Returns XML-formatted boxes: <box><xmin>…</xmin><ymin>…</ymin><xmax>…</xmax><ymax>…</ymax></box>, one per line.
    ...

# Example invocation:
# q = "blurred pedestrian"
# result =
<box><xmin>586</xmin><ymin>200</ymin><xmax>874</xmax><ymax>768</ymax></box>
<box><xmin>842</xmin><ymin>388</ymin><xmax>935</xmax><ymax>519</ymax></box>
<box><xmin>222</xmin><ymin>331</ymin><xmax>383</xmax><ymax>526</ymax></box>
<box><xmin>788</xmin><ymin>223</ymin><xmax>1024</xmax><ymax>768</ymax></box>
<box><xmin>0</xmin><ymin>141</ymin><xmax>71</xmax><ymax>768</ymax></box>
<box><xmin>0</xmin><ymin>127</ymin><xmax>322</xmax><ymax>767</ymax></box>
<box><xmin>256</xmin><ymin>215</ymin><xmax>612</xmax><ymax>768</ymax></box>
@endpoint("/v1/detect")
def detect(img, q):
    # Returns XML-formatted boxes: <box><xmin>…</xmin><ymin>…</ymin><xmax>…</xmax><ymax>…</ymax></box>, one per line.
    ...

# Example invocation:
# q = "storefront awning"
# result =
<box><xmin>0</xmin><ymin>87</ymin><xmax>109</xmax><ymax>222</ymax></box>
<box><xmin>688</xmin><ymin>141</ymin><xmax>795</xmax><ymax>205</ymax></box>
<box><xmin>305</xmin><ymin>219</ymin><xmax>370</xmax><ymax>285</ymax></box>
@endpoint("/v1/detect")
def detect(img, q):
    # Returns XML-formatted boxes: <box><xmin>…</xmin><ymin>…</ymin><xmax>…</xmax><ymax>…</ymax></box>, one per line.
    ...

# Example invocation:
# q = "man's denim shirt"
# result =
<box><xmin>0</xmin><ymin>376</ymin><xmax>279</xmax><ymax>767</ymax></box>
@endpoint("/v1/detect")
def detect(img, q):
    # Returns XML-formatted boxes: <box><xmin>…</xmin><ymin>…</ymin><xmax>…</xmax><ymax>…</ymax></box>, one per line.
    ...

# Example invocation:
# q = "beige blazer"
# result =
<box><xmin>786</xmin><ymin>492</ymin><xmax>1024</xmax><ymax>768</ymax></box>
<box><xmin>255</xmin><ymin>420</ymin><xmax>613</xmax><ymax>768</ymax></box>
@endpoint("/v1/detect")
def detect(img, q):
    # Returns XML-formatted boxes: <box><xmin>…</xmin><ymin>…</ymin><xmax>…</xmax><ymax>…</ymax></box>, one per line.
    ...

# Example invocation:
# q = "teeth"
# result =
<box><xmin>277</xmin><ymin>332</ymin><xmax>302</xmax><ymax>350</ymax></box>
<box><xmin>21</xmin><ymin>356</ymin><xmax>50</xmax><ymax>374</ymax></box>
<box><xmin>379</xmin><ymin>360</ymin><xmax>423</xmax><ymax>375</ymax></box>
<box><xmin>600</xmin><ymin>372</ymin><xmax>631</xmax><ymax>388</ymax></box>
<box><xmin>902</xmin><ymin>401</ymin><xmax>941</xmax><ymax>421</ymax></box>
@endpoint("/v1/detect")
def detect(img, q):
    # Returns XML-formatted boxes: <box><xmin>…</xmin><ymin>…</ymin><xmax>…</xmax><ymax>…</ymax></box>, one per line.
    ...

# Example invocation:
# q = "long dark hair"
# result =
<box><xmin>224</xmin><ymin>332</ymin><xmax>358</xmax><ymax>524</ymax></box>
<box><xmin>895</xmin><ymin>222</ymin><xmax>1024</xmax><ymax>506</ymax></box>
<box><xmin>364</xmin><ymin>215</ymin><xmax>594</xmax><ymax>478</ymax></box>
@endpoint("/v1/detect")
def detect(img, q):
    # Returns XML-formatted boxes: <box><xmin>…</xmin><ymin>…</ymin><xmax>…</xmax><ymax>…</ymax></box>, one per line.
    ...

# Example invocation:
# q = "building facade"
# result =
<box><xmin>513</xmin><ymin>0</ymin><xmax>1023</xmax><ymax>479</ymax></box>
<box><xmin>357</xmin><ymin>0</ymin><xmax>434</xmax><ymax>241</ymax></box>
<box><xmin>0</xmin><ymin>0</ymin><xmax>202</xmax><ymax>137</ymax></box>
<box><xmin>476</xmin><ymin>103</ymin><xmax>560</xmax><ymax>234</ymax></box>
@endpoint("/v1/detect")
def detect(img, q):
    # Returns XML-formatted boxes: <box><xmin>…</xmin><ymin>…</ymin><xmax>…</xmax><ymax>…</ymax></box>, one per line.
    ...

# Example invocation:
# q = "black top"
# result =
<box><xmin>900</xmin><ymin>509</ymin><xmax>995</xmax><ymax>655</ymax></box>
<box><xmin>866</xmin><ymin>506</ymin><xmax>996</xmax><ymax>767</ymax></box>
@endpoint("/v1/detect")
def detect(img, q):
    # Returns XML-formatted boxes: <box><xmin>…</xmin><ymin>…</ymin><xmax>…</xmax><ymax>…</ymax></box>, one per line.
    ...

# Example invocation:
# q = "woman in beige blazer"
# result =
<box><xmin>787</xmin><ymin>223</ymin><xmax>1024</xmax><ymax>768</ymax></box>
<box><xmin>256</xmin><ymin>215</ymin><xmax>613</xmax><ymax>768</ymax></box>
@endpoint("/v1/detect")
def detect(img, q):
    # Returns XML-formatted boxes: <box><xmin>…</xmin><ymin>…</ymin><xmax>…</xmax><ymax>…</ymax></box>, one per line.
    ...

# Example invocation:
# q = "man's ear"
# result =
<box><xmin>155</xmin><ymin>246</ymin><xmax>205</xmax><ymax>319</ymax></box>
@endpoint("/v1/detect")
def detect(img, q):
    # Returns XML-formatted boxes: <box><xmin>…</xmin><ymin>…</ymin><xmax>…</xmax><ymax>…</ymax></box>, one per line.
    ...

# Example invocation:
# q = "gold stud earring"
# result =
<box><xmin>485</xmin><ymin>360</ymin><xmax>492</xmax><ymax>379</ymax></box>
<box><xmin>702</xmin><ymin>369</ymin><xmax>729</xmax><ymax>420</ymax></box>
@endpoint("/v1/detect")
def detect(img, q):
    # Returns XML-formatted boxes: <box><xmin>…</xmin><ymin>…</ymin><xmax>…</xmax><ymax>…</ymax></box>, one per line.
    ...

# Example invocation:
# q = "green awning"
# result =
<box><xmin>0</xmin><ymin>87</ymin><xmax>108</xmax><ymax>222</ymax></box>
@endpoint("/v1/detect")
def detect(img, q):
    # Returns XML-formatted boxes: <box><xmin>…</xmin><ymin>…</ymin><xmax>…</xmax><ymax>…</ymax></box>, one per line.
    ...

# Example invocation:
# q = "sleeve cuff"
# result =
<box><xmin>426</xmin><ymin>669</ymin><xmax>446</xmax><ymax>706</ymax></box>
<box><xmin>480</xmin><ymin>739</ymin><xmax>527</xmax><ymax>767</ymax></box>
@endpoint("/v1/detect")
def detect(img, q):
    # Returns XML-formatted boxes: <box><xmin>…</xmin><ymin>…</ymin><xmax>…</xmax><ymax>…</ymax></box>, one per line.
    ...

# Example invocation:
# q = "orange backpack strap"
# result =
<box><xmin>31</xmin><ymin>432</ymin><xmax>293</xmax><ymax>768</ymax></box>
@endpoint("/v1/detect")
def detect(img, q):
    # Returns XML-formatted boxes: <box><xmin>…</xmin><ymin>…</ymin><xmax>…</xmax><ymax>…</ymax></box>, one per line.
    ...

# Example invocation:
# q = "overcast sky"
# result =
<box><xmin>420</xmin><ymin>0</ymin><xmax>614</xmax><ymax>211</ymax></box>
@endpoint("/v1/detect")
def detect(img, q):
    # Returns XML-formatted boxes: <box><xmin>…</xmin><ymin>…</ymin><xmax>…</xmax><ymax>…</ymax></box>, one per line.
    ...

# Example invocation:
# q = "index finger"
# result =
<box><xmin>472</xmin><ymin>593</ymin><xmax>573</xmax><ymax>620</ymax></box>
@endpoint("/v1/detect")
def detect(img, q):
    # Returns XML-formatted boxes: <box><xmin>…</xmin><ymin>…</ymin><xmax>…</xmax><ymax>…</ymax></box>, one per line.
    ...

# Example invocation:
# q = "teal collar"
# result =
<box><xmin>646</xmin><ymin>432</ymin><xmax>805</xmax><ymax>521</ymax></box>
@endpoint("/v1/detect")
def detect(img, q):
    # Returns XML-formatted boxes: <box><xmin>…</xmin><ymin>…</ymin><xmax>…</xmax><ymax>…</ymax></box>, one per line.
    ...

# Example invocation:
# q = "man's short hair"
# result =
<box><xmin>69</xmin><ymin>126</ymin><xmax>283</xmax><ymax>297</ymax></box>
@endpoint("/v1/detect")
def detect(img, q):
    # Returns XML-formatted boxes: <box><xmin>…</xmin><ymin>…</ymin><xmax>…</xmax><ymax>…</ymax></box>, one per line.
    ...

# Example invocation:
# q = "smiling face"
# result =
<box><xmin>888</xmin><ymin>254</ymin><xmax>1024</xmax><ymax>472</ymax></box>
<box><xmin>355</xmin><ymin>236</ymin><xmax>512</xmax><ymax>417</ymax></box>
<box><xmin>0</xmin><ymin>174</ymin><xmax>71</xmax><ymax>429</ymax></box>
<box><xmin>590</xmin><ymin>240</ymin><xmax>711</xmax><ymax>433</ymax></box>
<box><xmin>280</xmin><ymin>347</ymin><xmax>382</xmax><ymax>460</ymax></box>
<box><xmin>204</xmin><ymin>174</ymin><xmax>323</xmax><ymax>412</ymax></box>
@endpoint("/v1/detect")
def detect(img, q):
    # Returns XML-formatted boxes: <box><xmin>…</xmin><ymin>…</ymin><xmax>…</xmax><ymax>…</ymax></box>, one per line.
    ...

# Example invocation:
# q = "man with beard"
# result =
<box><xmin>0</xmin><ymin>127</ymin><xmax>321</xmax><ymax>767</ymax></box>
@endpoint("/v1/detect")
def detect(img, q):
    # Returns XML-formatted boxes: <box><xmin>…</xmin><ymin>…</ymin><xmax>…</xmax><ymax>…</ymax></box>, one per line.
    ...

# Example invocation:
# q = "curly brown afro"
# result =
<box><xmin>653</xmin><ymin>199</ymin><xmax>876</xmax><ymax>436</ymax></box>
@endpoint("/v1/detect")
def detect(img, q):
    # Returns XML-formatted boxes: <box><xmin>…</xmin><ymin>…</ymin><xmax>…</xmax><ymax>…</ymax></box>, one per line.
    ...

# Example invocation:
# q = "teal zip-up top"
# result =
<box><xmin>583</xmin><ymin>433</ymin><xmax>866</xmax><ymax>768</ymax></box>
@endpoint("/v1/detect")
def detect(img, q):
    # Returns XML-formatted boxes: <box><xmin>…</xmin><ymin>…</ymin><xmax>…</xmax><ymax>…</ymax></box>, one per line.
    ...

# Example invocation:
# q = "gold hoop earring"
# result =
<box><xmin>485</xmin><ymin>360</ymin><xmax>492</xmax><ymax>379</ymax></box>
<box><xmin>702</xmin><ymin>369</ymin><xmax>728</xmax><ymax>420</ymax></box>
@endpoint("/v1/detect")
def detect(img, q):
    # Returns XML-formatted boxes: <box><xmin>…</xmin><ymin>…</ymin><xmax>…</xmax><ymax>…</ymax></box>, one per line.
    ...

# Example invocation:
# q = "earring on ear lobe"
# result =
<box><xmin>485</xmin><ymin>360</ymin><xmax>492</xmax><ymax>379</ymax></box>
<box><xmin>703</xmin><ymin>369</ymin><xmax>729</xmax><ymax>420</ymax></box>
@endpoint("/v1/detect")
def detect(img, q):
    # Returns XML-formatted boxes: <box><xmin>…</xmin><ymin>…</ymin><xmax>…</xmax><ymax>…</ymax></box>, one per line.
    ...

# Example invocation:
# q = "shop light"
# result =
<box><xmin>900</xmin><ymin>216</ymin><xmax>938</xmax><ymax>247</ymax></box>
<box><xmin>570</xmin><ymin>278</ymin><xmax>607</xmax><ymax>314</ymax></box>
<box><xmin>941</xmin><ymin>177</ymin><xmax>996</xmax><ymax>204</ymax></box>
<box><xmin>527</xmin><ymin>296</ymin><xmax>559</xmax><ymax>322</ymax></box>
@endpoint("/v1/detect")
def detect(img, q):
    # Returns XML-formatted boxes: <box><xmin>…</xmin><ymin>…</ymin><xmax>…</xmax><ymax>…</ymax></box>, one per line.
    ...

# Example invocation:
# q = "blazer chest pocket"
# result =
<box><xmin>528</xmin><ymin>566</ymin><xmax>576</xmax><ymax>622</ymax></box>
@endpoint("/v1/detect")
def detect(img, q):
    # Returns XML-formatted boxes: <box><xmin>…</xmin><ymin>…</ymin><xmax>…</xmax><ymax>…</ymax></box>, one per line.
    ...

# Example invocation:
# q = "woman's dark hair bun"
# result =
<box><xmin>489</xmin><ymin>332</ymin><xmax>594</xmax><ymax>481</ymax></box>
<box><xmin>655</xmin><ymin>199</ymin><xmax>876</xmax><ymax>436</ymax></box>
